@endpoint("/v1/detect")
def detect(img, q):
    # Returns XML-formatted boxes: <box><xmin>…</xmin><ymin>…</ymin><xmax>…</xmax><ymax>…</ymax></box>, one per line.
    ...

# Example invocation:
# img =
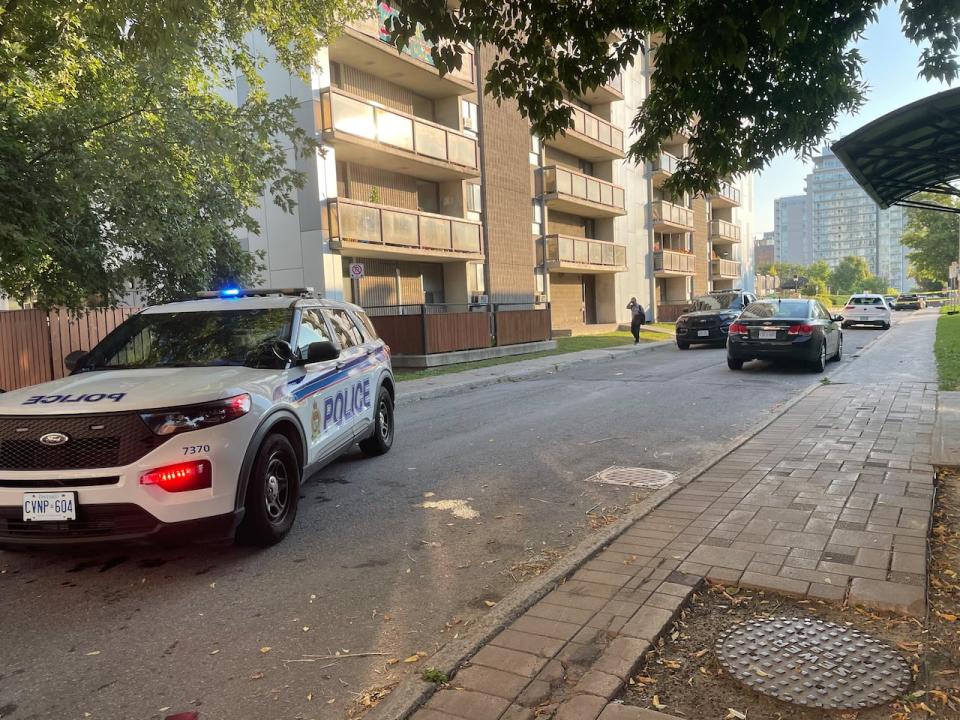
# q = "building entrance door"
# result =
<box><xmin>583</xmin><ymin>275</ymin><xmax>597</xmax><ymax>324</ymax></box>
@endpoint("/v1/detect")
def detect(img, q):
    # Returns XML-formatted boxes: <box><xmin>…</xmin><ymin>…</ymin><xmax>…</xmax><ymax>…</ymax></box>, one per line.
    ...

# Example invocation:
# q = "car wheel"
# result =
<box><xmin>238</xmin><ymin>433</ymin><xmax>300</xmax><ymax>546</ymax></box>
<box><xmin>831</xmin><ymin>335</ymin><xmax>843</xmax><ymax>361</ymax></box>
<box><xmin>882</xmin><ymin>322</ymin><xmax>890</xmax><ymax>330</ymax></box>
<box><xmin>810</xmin><ymin>341</ymin><xmax>827</xmax><ymax>373</ymax></box>
<box><xmin>727</xmin><ymin>357</ymin><xmax>744</xmax><ymax>370</ymax></box>
<box><xmin>676</xmin><ymin>340</ymin><xmax>690</xmax><ymax>350</ymax></box>
<box><xmin>359</xmin><ymin>385</ymin><xmax>394</xmax><ymax>457</ymax></box>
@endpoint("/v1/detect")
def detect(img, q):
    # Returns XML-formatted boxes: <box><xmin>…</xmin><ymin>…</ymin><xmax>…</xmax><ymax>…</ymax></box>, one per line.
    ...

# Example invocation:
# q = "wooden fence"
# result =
<box><xmin>0</xmin><ymin>308</ymin><xmax>136</xmax><ymax>392</ymax></box>
<box><xmin>367</xmin><ymin>304</ymin><xmax>552</xmax><ymax>356</ymax></box>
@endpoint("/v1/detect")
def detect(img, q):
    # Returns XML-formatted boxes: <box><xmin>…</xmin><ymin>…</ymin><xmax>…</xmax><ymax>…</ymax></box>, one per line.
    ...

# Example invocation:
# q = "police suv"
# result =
<box><xmin>0</xmin><ymin>289</ymin><xmax>395</xmax><ymax>546</ymax></box>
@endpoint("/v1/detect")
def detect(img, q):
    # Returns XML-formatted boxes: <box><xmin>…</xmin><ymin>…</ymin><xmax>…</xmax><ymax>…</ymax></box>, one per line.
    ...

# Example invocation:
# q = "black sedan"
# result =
<box><xmin>726</xmin><ymin>299</ymin><xmax>843</xmax><ymax>373</ymax></box>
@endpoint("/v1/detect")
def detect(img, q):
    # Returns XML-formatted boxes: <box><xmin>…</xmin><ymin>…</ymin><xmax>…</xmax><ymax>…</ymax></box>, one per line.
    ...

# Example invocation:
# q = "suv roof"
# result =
<box><xmin>141</xmin><ymin>294</ymin><xmax>364</xmax><ymax>315</ymax></box>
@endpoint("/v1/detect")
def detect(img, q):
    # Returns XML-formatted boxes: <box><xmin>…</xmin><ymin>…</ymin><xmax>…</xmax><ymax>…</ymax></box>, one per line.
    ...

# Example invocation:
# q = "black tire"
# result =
<box><xmin>238</xmin><ymin>433</ymin><xmax>300</xmax><ymax>546</ymax></box>
<box><xmin>727</xmin><ymin>356</ymin><xmax>744</xmax><ymax>370</ymax></box>
<box><xmin>810</xmin><ymin>341</ymin><xmax>827</xmax><ymax>373</ymax></box>
<box><xmin>882</xmin><ymin>322</ymin><xmax>890</xmax><ymax>330</ymax></box>
<box><xmin>359</xmin><ymin>385</ymin><xmax>394</xmax><ymax>457</ymax></box>
<box><xmin>831</xmin><ymin>334</ymin><xmax>843</xmax><ymax>362</ymax></box>
<box><xmin>840</xmin><ymin>322</ymin><xmax>850</xmax><ymax>330</ymax></box>
<box><xmin>676</xmin><ymin>340</ymin><xmax>690</xmax><ymax>350</ymax></box>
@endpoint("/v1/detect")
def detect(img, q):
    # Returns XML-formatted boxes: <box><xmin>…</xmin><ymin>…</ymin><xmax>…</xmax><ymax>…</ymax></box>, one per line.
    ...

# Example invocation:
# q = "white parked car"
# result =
<box><xmin>0</xmin><ymin>289</ymin><xmax>395</xmax><ymax>547</ymax></box>
<box><xmin>841</xmin><ymin>294</ymin><xmax>892</xmax><ymax>329</ymax></box>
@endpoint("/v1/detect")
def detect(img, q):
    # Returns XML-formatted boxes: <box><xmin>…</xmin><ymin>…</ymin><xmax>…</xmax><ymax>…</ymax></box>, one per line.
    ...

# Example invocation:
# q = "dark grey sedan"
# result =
<box><xmin>726</xmin><ymin>299</ymin><xmax>843</xmax><ymax>373</ymax></box>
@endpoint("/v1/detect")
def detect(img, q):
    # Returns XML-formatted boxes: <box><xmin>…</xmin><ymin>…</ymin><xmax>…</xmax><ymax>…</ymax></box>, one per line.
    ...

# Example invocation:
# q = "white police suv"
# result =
<box><xmin>0</xmin><ymin>289</ymin><xmax>395</xmax><ymax>546</ymax></box>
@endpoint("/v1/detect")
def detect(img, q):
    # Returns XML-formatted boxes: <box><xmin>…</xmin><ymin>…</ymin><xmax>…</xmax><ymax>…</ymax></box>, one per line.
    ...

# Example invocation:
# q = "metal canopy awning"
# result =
<box><xmin>832</xmin><ymin>87</ymin><xmax>960</xmax><ymax>214</ymax></box>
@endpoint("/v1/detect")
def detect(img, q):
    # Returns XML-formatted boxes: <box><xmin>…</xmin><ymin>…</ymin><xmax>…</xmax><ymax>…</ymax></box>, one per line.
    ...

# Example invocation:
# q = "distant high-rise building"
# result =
<box><xmin>806</xmin><ymin>146</ymin><xmax>909</xmax><ymax>291</ymax></box>
<box><xmin>773</xmin><ymin>195</ymin><xmax>809</xmax><ymax>265</ymax></box>
<box><xmin>755</xmin><ymin>232</ymin><xmax>775</xmax><ymax>268</ymax></box>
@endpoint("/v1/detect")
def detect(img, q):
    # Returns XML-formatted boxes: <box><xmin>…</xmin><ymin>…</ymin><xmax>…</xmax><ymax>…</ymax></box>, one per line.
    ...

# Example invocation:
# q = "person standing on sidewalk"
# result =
<box><xmin>627</xmin><ymin>297</ymin><xmax>645</xmax><ymax>344</ymax></box>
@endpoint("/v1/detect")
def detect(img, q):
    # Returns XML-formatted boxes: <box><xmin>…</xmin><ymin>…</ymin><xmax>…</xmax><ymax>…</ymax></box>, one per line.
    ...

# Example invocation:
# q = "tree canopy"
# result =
<box><xmin>900</xmin><ymin>193</ymin><xmax>960</xmax><ymax>288</ymax></box>
<box><xmin>0</xmin><ymin>0</ymin><xmax>361</xmax><ymax>310</ymax></box>
<box><xmin>392</xmin><ymin>0</ymin><xmax>959</xmax><ymax>195</ymax></box>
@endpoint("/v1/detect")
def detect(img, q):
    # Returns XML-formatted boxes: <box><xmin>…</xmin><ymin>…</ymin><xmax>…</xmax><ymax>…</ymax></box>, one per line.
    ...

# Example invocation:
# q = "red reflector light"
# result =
<box><xmin>787</xmin><ymin>324</ymin><xmax>814</xmax><ymax>336</ymax></box>
<box><xmin>729</xmin><ymin>322</ymin><xmax>748</xmax><ymax>335</ymax></box>
<box><xmin>140</xmin><ymin>460</ymin><xmax>212</xmax><ymax>492</ymax></box>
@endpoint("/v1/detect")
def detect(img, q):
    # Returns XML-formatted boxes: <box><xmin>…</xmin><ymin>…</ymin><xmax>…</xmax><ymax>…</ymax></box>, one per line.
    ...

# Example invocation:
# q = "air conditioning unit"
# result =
<box><xmin>471</xmin><ymin>294</ymin><xmax>489</xmax><ymax>305</ymax></box>
<box><xmin>534</xmin><ymin>293</ymin><xmax>548</xmax><ymax>303</ymax></box>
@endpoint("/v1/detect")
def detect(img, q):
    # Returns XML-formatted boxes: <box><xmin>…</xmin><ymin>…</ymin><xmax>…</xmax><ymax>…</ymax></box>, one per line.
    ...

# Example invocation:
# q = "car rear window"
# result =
<box><xmin>850</xmin><ymin>296</ymin><xmax>883</xmax><ymax>305</ymax></box>
<box><xmin>741</xmin><ymin>300</ymin><xmax>810</xmax><ymax>319</ymax></box>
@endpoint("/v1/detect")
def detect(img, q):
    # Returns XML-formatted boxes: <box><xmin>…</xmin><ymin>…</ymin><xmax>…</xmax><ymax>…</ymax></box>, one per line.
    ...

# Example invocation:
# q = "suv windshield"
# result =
<box><xmin>741</xmin><ymin>300</ymin><xmax>810</xmax><ymax>319</ymax></box>
<box><xmin>78</xmin><ymin>309</ymin><xmax>295</xmax><ymax>371</ymax></box>
<box><xmin>692</xmin><ymin>294</ymin><xmax>740</xmax><ymax>311</ymax></box>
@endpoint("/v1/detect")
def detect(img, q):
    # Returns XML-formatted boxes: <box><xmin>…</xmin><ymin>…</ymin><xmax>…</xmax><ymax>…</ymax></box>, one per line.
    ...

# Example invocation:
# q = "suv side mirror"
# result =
<box><xmin>64</xmin><ymin>350</ymin><xmax>87</xmax><ymax>372</ymax></box>
<box><xmin>833</xmin><ymin>314</ymin><xmax>844</xmax><ymax>322</ymax></box>
<box><xmin>305</xmin><ymin>341</ymin><xmax>340</xmax><ymax>364</ymax></box>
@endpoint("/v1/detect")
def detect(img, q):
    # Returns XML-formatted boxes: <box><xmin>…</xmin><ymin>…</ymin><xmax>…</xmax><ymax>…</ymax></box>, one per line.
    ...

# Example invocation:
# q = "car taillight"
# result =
<box><xmin>788</xmin><ymin>324</ymin><xmax>814</xmax><ymax>336</ymax></box>
<box><xmin>729</xmin><ymin>322</ymin><xmax>748</xmax><ymax>335</ymax></box>
<box><xmin>140</xmin><ymin>394</ymin><xmax>251</xmax><ymax>436</ymax></box>
<box><xmin>140</xmin><ymin>460</ymin><xmax>212</xmax><ymax>492</ymax></box>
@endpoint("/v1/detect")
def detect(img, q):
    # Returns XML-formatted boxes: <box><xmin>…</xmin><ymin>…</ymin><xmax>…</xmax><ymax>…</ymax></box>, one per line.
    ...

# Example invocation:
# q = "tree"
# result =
<box><xmin>803</xmin><ymin>279</ymin><xmax>827</xmax><ymax>297</ymax></box>
<box><xmin>900</xmin><ymin>193</ymin><xmax>960</xmax><ymax>287</ymax></box>
<box><xmin>768</xmin><ymin>263</ymin><xmax>806</xmax><ymax>282</ymax></box>
<box><xmin>391</xmin><ymin>1</ymin><xmax>958</xmax><ymax>196</ymax></box>
<box><xmin>830</xmin><ymin>256</ymin><xmax>871</xmax><ymax>294</ymax></box>
<box><xmin>0</xmin><ymin>0</ymin><xmax>361</xmax><ymax>310</ymax></box>
<box><xmin>861</xmin><ymin>275</ymin><xmax>889</xmax><ymax>294</ymax></box>
<box><xmin>806</xmin><ymin>260</ymin><xmax>832</xmax><ymax>286</ymax></box>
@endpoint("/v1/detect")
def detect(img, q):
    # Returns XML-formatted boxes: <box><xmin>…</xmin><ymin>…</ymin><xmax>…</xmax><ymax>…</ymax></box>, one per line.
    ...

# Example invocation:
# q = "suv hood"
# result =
<box><xmin>678</xmin><ymin>309</ymin><xmax>739</xmax><ymax>321</ymax></box>
<box><xmin>0</xmin><ymin>367</ymin><xmax>279</xmax><ymax>416</ymax></box>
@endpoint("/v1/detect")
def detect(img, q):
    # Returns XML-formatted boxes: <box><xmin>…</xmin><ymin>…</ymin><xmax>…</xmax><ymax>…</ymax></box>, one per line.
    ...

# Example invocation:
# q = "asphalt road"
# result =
<box><xmin>0</xmin><ymin>310</ymin><xmax>936</xmax><ymax>720</ymax></box>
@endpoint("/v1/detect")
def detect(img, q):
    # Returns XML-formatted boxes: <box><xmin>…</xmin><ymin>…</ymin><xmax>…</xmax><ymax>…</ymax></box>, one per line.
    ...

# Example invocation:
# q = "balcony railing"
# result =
<box><xmin>544</xmin><ymin>101</ymin><xmax>624</xmax><ymax>160</ymax></box>
<box><xmin>542</xmin><ymin>235</ymin><xmax>627</xmax><ymax>271</ymax></box>
<box><xmin>711</xmin><ymin>181</ymin><xmax>741</xmax><ymax>206</ymax></box>
<box><xmin>328</xmin><ymin>198</ymin><xmax>482</xmax><ymax>258</ymax></box>
<box><xmin>711</xmin><ymin>258</ymin><xmax>741</xmax><ymax>279</ymax></box>
<box><xmin>653</xmin><ymin>249</ymin><xmax>695</xmax><ymax>275</ymax></box>
<box><xmin>542</xmin><ymin>166</ymin><xmax>625</xmax><ymax>217</ymax></box>
<box><xmin>317</xmin><ymin>89</ymin><xmax>478</xmax><ymax>179</ymax></box>
<box><xmin>709</xmin><ymin>219</ymin><xmax>741</xmax><ymax>243</ymax></box>
<box><xmin>651</xmin><ymin>200</ymin><xmax>694</xmax><ymax>230</ymax></box>
<box><xmin>347</xmin><ymin>6</ymin><xmax>475</xmax><ymax>87</ymax></box>
<box><xmin>651</xmin><ymin>152</ymin><xmax>679</xmax><ymax>181</ymax></box>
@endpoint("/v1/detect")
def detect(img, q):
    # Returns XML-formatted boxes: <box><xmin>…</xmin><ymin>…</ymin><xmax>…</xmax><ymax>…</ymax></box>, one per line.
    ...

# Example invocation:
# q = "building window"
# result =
<box><xmin>530</xmin><ymin>135</ymin><xmax>542</xmax><ymax>166</ymax></box>
<box><xmin>532</xmin><ymin>200</ymin><xmax>543</xmax><ymax>235</ymax></box>
<box><xmin>466</xmin><ymin>183</ymin><xmax>482</xmax><ymax>213</ymax></box>
<box><xmin>461</xmin><ymin>99</ymin><xmax>478</xmax><ymax>134</ymax></box>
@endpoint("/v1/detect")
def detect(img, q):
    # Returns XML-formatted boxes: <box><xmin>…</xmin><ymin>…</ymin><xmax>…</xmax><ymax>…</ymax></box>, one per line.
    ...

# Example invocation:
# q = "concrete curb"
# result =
<box><xmin>369</xmin><ymin>368</ymin><xmax>832</xmax><ymax>720</ymax></box>
<box><xmin>395</xmin><ymin>340</ymin><xmax>675</xmax><ymax>403</ymax></box>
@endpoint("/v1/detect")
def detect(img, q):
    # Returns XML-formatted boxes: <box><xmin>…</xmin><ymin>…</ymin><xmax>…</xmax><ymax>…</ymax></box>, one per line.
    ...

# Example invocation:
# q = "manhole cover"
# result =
<box><xmin>584</xmin><ymin>466</ymin><xmax>675</xmax><ymax>489</ymax></box>
<box><xmin>715</xmin><ymin>617</ymin><xmax>911</xmax><ymax>710</ymax></box>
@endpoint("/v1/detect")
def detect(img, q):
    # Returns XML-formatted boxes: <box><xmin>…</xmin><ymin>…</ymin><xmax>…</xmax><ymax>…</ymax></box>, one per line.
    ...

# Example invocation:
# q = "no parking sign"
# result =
<box><xmin>349</xmin><ymin>262</ymin><xmax>365</xmax><ymax>279</ymax></box>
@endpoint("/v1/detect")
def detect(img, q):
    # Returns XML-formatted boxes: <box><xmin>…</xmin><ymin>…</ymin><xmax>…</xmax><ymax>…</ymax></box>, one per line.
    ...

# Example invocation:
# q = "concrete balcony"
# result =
<box><xmin>651</xmin><ymin>200</ymin><xmax>694</xmax><ymax>232</ymax></box>
<box><xmin>710</xmin><ymin>219</ymin><xmax>742</xmax><ymax>245</ymax></box>
<box><xmin>316</xmin><ymin>89</ymin><xmax>479</xmax><ymax>182</ymax></box>
<box><xmin>579</xmin><ymin>74</ymin><xmax>624</xmax><ymax>104</ymax></box>
<box><xmin>653</xmin><ymin>249</ymin><xmax>696</xmax><ymax>277</ymax></box>
<box><xmin>711</xmin><ymin>181</ymin><xmax>741</xmax><ymax>208</ymax></box>
<box><xmin>545</xmin><ymin>101</ymin><xmax>625</xmax><ymax>161</ymax></box>
<box><xmin>541</xmin><ymin>235</ymin><xmax>627</xmax><ymax>273</ymax></box>
<box><xmin>711</xmin><ymin>258</ymin><xmax>741</xmax><ymax>279</ymax></box>
<box><xmin>331</xmin><ymin>10</ymin><xmax>475</xmax><ymax>99</ymax></box>
<box><xmin>326</xmin><ymin>198</ymin><xmax>483</xmax><ymax>262</ymax></box>
<box><xmin>651</xmin><ymin>152</ymin><xmax>679</xmax><ymax>187</ymax></box>
<box><xmin>542</xmin><ymin>166</ymin><xmax>626</xmax><ymax>218</ymax></box>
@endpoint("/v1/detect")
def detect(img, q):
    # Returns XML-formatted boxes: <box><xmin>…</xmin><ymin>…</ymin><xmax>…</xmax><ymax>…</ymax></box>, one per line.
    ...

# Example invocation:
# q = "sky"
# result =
<box><xmin>753</xmin><ymin>2</ymin><xmax>953</xmax><ymax>235</ymax></box>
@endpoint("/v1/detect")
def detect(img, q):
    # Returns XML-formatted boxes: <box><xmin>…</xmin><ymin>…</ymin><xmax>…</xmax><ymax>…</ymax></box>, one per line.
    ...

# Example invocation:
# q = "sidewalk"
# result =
<box><xmin>404</xmin><ymin>379</ymin><xmax>937</xmax><ymax>720</ymax></box>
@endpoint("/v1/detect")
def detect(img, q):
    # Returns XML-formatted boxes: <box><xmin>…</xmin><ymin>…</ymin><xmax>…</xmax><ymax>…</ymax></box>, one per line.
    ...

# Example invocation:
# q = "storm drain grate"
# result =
<box><xmin>584</xmin><ymin>466</ymin><xmax>675</xmax><ymax>489</ymax></box>
<box><xmin>715</xmin><ymin>617</ymin><xmax>911</xmax><ymax>710</ymax></box>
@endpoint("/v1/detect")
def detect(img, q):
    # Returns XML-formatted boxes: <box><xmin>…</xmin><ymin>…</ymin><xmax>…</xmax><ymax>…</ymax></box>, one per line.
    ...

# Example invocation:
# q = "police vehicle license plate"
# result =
<box><xmin>759</xmin><ymin>330</ymin><xmax>777</xmax><ymax>339</ymax></box>
<box><xmin>697</xmin><ymin>330</ymin><xmax>709</xmax><ymax>337</ymax></box>
<box><xmin>23</xmin><ymin>492</ymin><xmax>76</xmax><ymax>521</ymax></box>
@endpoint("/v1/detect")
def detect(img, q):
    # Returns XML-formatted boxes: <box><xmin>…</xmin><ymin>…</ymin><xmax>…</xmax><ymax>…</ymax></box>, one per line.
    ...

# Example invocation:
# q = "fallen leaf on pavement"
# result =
<box><xmin>635</xmin><ymin>676</ymin><xmax>656</xmax><ymax>685</ymax></box>
<box><xmin>725</xmin><ymin>710</ymin><xmax>747</xmax><ymax>720</ymax></box>
<box><xmin>327</xmin><ymin>697</ymin><xmax>336</xmax><ymax>704</ymax></box>
<box><xmin>85</xmin><ymin>651</ymin><xmax>101</xmax><ymax>656</ymax></box>
<box><xmin>652</xmin><ymin>695</ymin><xmax>666</xmax><ymax>710</ymax></box>
<box><xmin>692</xmin><ymin>649</ymin><xmax>709</xmax><ymax>658</ymax></box>
<box><xmin>250</xmin><ymin>672</ymin><xmax>265</xmax><ymax>680</ymax></box>
<box><xmin>936</xmin><ymin>611</ymin><xmax>957</xmax><ymax>622</ymax></box>
<box><xmin>484</xmin><ymin>600</ymin><xmax>497</xmax><ymax>607</ymax></box>
<box><xmin>386</xmin><ymin>658</ymin><xmax>399</xmax><ymax>665</ymax></box>
<box><xmin>403</xmin><ymin>655</ymin><xmax>421</xmax><ymax>663</ymax></box>
<box><xmin>260</xmin><ymin>646</ymin><xmax>272</xmax><ymax>654</ymax></box>
<box><xmin>209</xmin><ymin>649</ymin><xmax>220</xmax><ymax>655</ymax></box>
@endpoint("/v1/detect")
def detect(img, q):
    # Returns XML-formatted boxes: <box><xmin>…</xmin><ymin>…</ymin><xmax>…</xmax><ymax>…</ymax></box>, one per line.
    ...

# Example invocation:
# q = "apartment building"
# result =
<box><xmin>238</xmin><ymin>17</ymin><xmax>751</xmax><ymax>340</ymax></box>
<box><xmin>773</xmin><ymin>195</ymin><xmax>810</xmax><ymax>265</ymax></box>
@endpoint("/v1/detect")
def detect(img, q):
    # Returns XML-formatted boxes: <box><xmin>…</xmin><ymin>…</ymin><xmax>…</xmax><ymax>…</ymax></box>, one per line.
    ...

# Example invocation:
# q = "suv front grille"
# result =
<box><xmin>0</xmin><ymin>414</ymin><xmax>168</xmax><ymax>470</ymax></box>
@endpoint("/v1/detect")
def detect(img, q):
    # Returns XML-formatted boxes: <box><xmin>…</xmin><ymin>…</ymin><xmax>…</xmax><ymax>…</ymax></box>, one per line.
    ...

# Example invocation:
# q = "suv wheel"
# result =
<box><xmin>359</xmin><ymin>386</ymin><xmax>394</xmax><ymax>457</ymax></box>
<box><xmin>238</xmin><ymin>433</ymin><xmax>300</xmax><ymax>546</ymax></box>
<box><xmin>676</xmin><ymin>340</ymin><xmax>690</xmax><ymax>350</ymax></box>
<box><xmin>727</xmin><ymin>356</ymin><xmax>743</xmax><ymax>370</ymax></box>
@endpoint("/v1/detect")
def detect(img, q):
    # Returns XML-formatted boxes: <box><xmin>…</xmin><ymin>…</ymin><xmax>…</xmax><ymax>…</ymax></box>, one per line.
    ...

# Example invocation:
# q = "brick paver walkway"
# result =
<box><xmin>411</xmin><ymin>381</ymin><xmax>937</xmax><ymax>720</ymax></box>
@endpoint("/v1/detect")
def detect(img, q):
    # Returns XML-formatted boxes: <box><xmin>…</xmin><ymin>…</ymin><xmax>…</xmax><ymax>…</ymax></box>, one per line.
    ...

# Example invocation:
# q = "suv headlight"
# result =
<box><xmin>140</xmin><ymin>394</ymin><xmax>252</xmax><ymax>436</ymax></box>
